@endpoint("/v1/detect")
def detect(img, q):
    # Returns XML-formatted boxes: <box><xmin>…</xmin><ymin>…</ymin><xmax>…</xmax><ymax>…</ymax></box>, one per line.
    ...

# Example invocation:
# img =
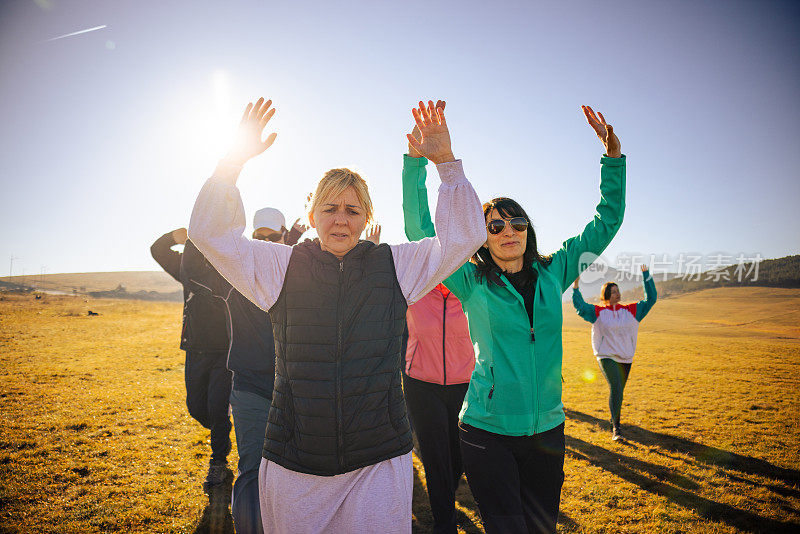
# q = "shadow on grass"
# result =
<box><xmin>564</xmin><ymin>416</ymin><xmax>800</xmax><ymax>533</ymax></box>
<box><xmin>565</xmin><ymin>409</ymin><xmax>800</xmax><ymax>487</ymax></box>
<box><xmin>193</xmin><ymin>479</ymin><xmax>233</xmax><ymax>534</ymax></box>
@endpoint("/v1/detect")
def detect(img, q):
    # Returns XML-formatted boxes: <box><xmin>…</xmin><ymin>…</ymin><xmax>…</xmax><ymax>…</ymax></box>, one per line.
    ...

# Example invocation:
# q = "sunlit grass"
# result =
<box><xmin>0</xmin><ymin>287</ymin><xmax>798</xmax><ymax>532</ymax></box>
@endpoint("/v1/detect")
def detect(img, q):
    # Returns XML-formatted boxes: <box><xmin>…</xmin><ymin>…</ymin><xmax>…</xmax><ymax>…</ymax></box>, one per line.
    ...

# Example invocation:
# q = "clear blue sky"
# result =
<box><xmin>1</xmin><ymin>0</ymin><xmax>798</xmax><ymax>277</ymax></box>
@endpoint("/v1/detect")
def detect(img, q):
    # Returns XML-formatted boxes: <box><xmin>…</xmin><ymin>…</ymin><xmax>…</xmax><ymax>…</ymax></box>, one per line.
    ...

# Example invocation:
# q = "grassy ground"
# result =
<box><xmin>0</xmin><ymin>287</ymin><xmax>798</xmax><ymax>533</ymax></box>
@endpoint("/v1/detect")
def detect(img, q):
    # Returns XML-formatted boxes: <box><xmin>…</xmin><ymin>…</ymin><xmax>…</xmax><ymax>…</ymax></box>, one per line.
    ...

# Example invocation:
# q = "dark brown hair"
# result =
<box><xmin>473</xmin><ymin>197</ymin><xmax>551</xmax><ymax>285</ymax></box>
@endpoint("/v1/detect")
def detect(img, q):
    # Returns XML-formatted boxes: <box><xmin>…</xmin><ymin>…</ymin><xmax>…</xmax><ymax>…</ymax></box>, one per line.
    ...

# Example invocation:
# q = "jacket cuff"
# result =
<box><xmin>435</xmin><ymin>159</ymin><xmax>465</xmax><ymax>185</ymax></box>
<box><xmin>211</xmin><ymin>159</ymin><xmax>244</xmax><ymax>185</ymax></box>
<box><xmin>600</xmin><ymin>154</ymin><xmax>626</xmax><ymax>166</ymax></box>
<box><xmin>403</xmin><ymin>154</ymin><xmax>428</xmax><ymax>166</ymax></box>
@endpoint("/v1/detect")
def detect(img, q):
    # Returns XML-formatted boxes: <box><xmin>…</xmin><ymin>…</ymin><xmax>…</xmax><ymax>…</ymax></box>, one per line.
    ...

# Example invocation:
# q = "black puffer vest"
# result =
<box><xmin>263</xmin><ymin>240</ymin><xmax>411</xmax><ymax>475</ymax></box>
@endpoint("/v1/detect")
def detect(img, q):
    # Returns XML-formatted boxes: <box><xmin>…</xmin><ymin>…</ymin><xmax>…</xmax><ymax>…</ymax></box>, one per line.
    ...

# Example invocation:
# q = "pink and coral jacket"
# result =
<box><xmin>405</xmin><ymin>284</ymin><xmax>475</xmax><ymax>385</ymax></box>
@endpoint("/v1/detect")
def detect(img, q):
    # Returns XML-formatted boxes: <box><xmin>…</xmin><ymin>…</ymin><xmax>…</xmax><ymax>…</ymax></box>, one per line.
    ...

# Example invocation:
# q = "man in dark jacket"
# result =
<box><xmin>151</xmin><ymin>227</ymin><xmax>233</xmax><ymax>491</ymax></box>
<box><xmin>181</xmin><ymin>208</ymin><xmax>307</xmax><ymax>534</ymax></box>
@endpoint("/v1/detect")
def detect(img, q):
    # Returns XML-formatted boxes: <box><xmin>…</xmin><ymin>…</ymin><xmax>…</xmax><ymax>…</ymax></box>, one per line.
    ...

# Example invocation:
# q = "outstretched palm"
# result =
<box><xmin>582</xmin><ymin>105</ymin><xmax>621</xmax><ymax>158</ymax></box>
<box><xmin>407</xmin><ymin>100</ymin><xmax>455</xmax><ymax>164</ymax></box>
<box><xmin>408</xmin><ymin>100</ymin><xmax>445</xmax><ymax>158</ymax></box>
<box><xmin>226</xmin><ymin>97</ymin><xmax>277</xmax><ymax>165</ymax></box>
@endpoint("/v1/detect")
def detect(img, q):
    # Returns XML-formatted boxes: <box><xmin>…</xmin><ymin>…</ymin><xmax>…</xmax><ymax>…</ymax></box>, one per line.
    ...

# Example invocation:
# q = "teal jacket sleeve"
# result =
<box><xmin>400</xmin><ymin>153</ymin><xmax>477</xmax><ymax>301</ymax></box>
<box><xmin>572</xmin><ymin>287</ymin><xmax>598</xmax><ymax>323</ymax></box>
<box><xmin>402</xmin><ymin>154</ymin><xmax>435</xmax><ymax>240</ymax></box>
<box><xmin>548</xmin><ymin>155</ymin><xmax>626</xmax><ymax>292</ymax></box>
<box><xmin>635</xmin><ymin>269</ymin><xmax>657</xmax><ymax>321</ymax></box>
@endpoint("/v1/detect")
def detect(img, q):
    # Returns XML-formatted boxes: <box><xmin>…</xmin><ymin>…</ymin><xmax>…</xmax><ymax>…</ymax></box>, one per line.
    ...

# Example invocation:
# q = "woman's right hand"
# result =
<box><xmin>224</xmin><ymin>97</ymin><xmax>278</xmax><ymax>166</ymax></box>
<box><xmin>573</xmin><ymin>278</ymin><xmax>580</xmax><ymax>290</ymax></box>
<box><xmin>408</xmin><ymin>100</ymin><xmax>445</xmax><ymax>157</ymax></box>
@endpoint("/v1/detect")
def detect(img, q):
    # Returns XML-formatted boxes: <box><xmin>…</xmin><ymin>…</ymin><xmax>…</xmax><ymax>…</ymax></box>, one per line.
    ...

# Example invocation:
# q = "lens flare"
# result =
<box><xmin>581</xmin><ymin>369</ymin><xmax>597</xmax><ymax>383</ymax></box>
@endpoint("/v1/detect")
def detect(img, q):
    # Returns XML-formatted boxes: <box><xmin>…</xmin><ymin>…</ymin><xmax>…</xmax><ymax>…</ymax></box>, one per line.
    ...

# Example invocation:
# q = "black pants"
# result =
<box><xmin>185</xmin><ymin>350</ymin><xmax>232</xmax><ymax>464</ymax></box>
<box><xmin>403</xmin><ymin>374</ymin><xmax>468</xmax><ymax>534</ymax></box>
<box><xmin>459</xmin><ymin>422</ymin><xmax>565</xmax><ymax>534</ymax></box>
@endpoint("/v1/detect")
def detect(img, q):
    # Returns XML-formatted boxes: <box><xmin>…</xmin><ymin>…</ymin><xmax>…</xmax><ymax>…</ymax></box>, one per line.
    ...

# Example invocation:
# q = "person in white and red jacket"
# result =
<box><xmin>572</xmin><ymin>264</ymin><xmax>657</xmax><ymax>441</ymax></box>
<box><xmin>402</xmin><ymin>101</ymin><xmax>476</xmax><ymax>534</ymax></box>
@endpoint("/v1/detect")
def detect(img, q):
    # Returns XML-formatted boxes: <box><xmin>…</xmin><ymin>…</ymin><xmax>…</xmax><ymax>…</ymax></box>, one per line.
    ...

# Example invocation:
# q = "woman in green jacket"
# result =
<box><xmin>403</xmin><ymin>105</ymin><xmax>625</xmax><ymax>534</ymax></box>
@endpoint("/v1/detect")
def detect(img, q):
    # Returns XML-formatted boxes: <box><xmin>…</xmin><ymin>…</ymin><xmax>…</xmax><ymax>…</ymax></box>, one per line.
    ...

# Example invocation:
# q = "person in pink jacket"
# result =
<box><xmin>402</xmin><ymin>101</ymin><xmax>476</xmax><ymax>534</ymax></box>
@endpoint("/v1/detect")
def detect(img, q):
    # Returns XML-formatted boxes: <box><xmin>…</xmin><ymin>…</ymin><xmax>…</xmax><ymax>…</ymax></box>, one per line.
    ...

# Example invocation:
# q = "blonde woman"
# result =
<box><xmin>572</xmin><ymin>265</ymin><xmax>657</xmax><ymax>440</ymax></box>
<box><xmin>188</xmin><ymin>98</ymin><xmax>484</xmax><ymax>533</ymax></box>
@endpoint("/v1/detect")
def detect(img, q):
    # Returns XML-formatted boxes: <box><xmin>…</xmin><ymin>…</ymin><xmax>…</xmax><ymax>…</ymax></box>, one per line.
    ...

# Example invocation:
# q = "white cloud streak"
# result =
<box><xmin>46</xmin><ymin>25</ymin><xmax>107</xmax><ymax>42</ymax></box>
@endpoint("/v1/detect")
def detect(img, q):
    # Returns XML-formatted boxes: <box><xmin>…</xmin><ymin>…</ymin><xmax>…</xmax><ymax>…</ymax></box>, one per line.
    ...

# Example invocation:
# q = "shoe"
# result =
<box><xmin>203</xmin><ymin>462</ymin><xmax>232</xmax><ymax>493</ymax></box>
<box><xmin>611</xmin><ymin>426</ymin><xmax>623</xmax><ymax>441</ymax></box>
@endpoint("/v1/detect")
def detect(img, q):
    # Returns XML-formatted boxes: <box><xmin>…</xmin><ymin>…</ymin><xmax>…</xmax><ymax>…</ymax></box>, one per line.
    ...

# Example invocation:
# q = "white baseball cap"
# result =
<box><xmin>253</xmin><ymin>207</ymin><xmax>286</xmax><ymax>232</ymax></box>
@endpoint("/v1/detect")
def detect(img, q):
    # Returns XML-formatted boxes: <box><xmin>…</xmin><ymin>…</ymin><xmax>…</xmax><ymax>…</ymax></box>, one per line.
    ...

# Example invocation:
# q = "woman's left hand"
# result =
<box><xmin>640</xmin><ymin>264</ymin><xmax>649</xmax><ymax>272</ymax></box>
<box><xmin>292</xmin><ymin>218</ymin><xmax>309</xmax><ymax>235</ymax></box>
<box><xmin>582</xmin><ymin>105</ymin><xmax>621</xmax><ymax>158</ymax></box>
<box><xmin>407</xmin><ymin>100</ymin><xmax>455</xmax><ymax>164</ymax></box>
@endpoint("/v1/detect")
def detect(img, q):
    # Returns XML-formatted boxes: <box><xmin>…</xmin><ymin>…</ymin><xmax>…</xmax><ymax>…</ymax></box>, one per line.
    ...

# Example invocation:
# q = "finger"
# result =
<box><xmin>597</xmin><ymin>111</ymin><xmax>607</xmax><ymax>126</ymax></box>
<box><xmin>240</xmin><ymin>102</ymin><xmax>253</xmax><ymax>123</ymax></box>
<box><xmin>606</xmin><ymin>124</ymin><xmax>614</xmax><ymax>140</ymax></box>
<box><xmin>260</xmin><ymin>132</ymin><xmax>277</xmax><ymax>152</ymax></box>
<box><xmin>259</xmin><ymin>107</ymin><xmax>276</xmax><ymax>128</ymax></box>
<box><xmin>419</xmin><ymin>100</ymin><xmax>432</xmax><ymax>126</ymax></box>
<box><xmin>293</xmin><ymin>218</ymin><xmax>300</xmax><ymax>226</ymax></box>
<box><xmin>436</xmin><ymin>100</ymin><xmax>446</xmax><ymax>111</ymax></box>
<box><xmin>252</xmin><ymin>97</ymin><xmax>265</xmax><ymax>119</ymax></box>
<box><xmin>407</xmin><ymin>133</ymin><xmax>422</xmax><ymax>151</ymax></box>
<box><xmin>256</xmin><ymin>99</ymin><xmax>273</xmax><ymax>120</ymax></box>
<box><xmin>411</xmin><ymin>108</ymin><xmax>426</xmax><ymax>131</ymax></box>
<box><xmin>437</xmin><ymin>106</ymin><xmax>447</xmax><ymax>128</ymax></box>
<box><xmin>427</xmin><ymin>100</ymin><xmax>438</xmax><ymax>125</ymax></box>
<box><xmin>581</xmin><ymin>105</ymin><xmax>596</xmax><ymax>126</ymax></box>
<box><xmin>586</xmin><ymin>106</ymin><xmax>601</xmax><ymax>125</ymax></box>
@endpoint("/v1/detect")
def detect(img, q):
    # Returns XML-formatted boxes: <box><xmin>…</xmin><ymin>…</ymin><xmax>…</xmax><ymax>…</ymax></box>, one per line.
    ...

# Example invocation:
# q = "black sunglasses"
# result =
<box><xmin>254</xmin><ymin>230</ymin><xmax>285</xmax><ymax>242</ymax></box>
<box><xmin>486</xmin><ymin>217</ymin><xmax>528</xmax><ymax>235</ymax></box>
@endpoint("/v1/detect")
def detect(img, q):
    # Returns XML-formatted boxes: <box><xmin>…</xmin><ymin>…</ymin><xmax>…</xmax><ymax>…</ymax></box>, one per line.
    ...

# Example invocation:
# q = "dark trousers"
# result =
<box><xmin>459</xmin><ymin>422</ymin><xmax>565</xmax><ymax>534</ymax></box>
<box><xmin>403</xmin><ymin>374</ymin><xmax>468</xmax><ymax>534</ymax></box>
<box><xmin>185</xmin><ymin>351</ymin><xmax>232</xmax><ymax>464</ymax></box>
<box><xmin>598</xmin><ymin>358</ymin><xmax>632</xmax><ymax>429</ymax></box>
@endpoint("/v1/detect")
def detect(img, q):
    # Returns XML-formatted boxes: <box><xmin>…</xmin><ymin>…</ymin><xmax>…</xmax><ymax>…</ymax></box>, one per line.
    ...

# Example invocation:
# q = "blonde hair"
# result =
<box><xmin>308</xmin><ymin>168</ymin><xmax>374</xmax><ymax>224</ymax></box>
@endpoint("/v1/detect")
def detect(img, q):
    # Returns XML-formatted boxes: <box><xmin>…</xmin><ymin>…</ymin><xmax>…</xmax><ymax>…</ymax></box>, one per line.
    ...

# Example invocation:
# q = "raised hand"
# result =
<box><xmin>225</xmin><ymin>97</ymin><xmax>277</xmax><ymax>166</ymax></box>
<box><xmin>408</xmin><ymin>100</ymin><xmax>445</xmax><ymax>158</ymax></box>
<box><xmin>292</xmin><ymin>218</ymin><xmax>309</xmax><ymax>235</ymax></box>
<box><xmin>640</xmin><ymin>264</ymin><xmax>649</xmax><ymax>272</ymax></box>
<box><xmin>582</xmin><ymin>105</ymin><xmax>621</xmax><ymax>158</ymax></box>
<box><xmin>172</xmin><ymin>227</ymin><xmax>188</xmax><ymax>245</ymax></box>
<box><xmin>365</xmin><ymin>224</ymin><xmax>381</xmax><ymax>245</ymax></box>
<box><xmin>573</xmin><ymin>277</ymin><xmax>580</xmax><ymax>290</ymax></box>
<box><xmin>407</xmin><ymin>100</ymin><xmax>455</xmax><ymax>164</ymax></box>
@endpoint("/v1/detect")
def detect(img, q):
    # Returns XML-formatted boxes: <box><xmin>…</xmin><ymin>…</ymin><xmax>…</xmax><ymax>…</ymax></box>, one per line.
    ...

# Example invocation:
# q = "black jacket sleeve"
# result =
<box><xmin>181</xmin><ymin>239</ymin><xmax>232</xmax><ymax>298</ymax></box>
<box><xmin>286</xmin><ymin>226</ymin><xmax>303</xmax><ymax>246</ymax></box>
<box><xmin>150</xmin><ymin>232</ymin><xmax>182</xmax><ymax>282</ymax></box>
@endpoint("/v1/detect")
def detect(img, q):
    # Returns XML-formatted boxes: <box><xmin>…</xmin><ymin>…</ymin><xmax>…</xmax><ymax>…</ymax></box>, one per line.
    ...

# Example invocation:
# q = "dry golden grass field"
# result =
<box><xmin>1</xmin><ymin>287</ymin><xmax>798</xmax><ymax>533</ymax></box>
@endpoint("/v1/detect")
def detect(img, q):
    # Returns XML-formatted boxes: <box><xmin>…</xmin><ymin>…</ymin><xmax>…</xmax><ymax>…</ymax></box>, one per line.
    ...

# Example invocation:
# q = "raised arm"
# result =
<box><xmin>188</xmin><ymin>97</ymin><xmax>292</xmax><ymax>311</ymax></box>
<box><xmin>549</xmin><ymin>106</ymin><xmax>626</xmax><ymax>291</ymax></box>
<box><xmin>572</xmin><ymin>279</ymin><xmax>598</xmax><ymax>323</ymax></box>
<box><xmin>402</xmin><ymin>100</ymin><xmax>445</xmax><ymax>241</ymax></box>
<box><xmin>150</xmin><ymin>228</ymin><xmax>185</xmax><ymax>282</ymax></box>
<box><xmin>393</xmin><ymin>101</ymin><xmax>484</xmax><ymax>305</ymax></box>
<box><xmin>635</xmin><ymin>265</ymin><xmax>657</xmax><ymax>321</ymax></box>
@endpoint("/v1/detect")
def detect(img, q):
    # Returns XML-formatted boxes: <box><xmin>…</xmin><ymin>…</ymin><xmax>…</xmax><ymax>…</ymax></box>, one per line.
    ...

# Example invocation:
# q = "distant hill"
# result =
<box><xmin>0</xmin><ymin>271</ymin><xmax>182</xmax><ymax>301</ymax></box>
<box><xmin>623</xmin><ymin>255</ymin><xmax>800</xmax><ymax>300</ymax></box>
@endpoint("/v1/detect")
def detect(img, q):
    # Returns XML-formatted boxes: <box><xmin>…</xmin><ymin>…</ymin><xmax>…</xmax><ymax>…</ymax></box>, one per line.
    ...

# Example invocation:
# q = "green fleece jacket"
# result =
<box><xmin>401</xmin><ymin>154</ymin><xmax>626</xmax><ymax>435</ymax></box>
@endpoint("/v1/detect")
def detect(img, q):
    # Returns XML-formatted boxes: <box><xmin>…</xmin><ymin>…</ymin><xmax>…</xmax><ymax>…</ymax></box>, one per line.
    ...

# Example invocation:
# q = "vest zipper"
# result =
<box><xmin>336</xmin><ymin>260</ymin><xmax>345</xmax><ymax>469</ymax></box>
<box><xmin>488</xmin><ymin>366</ymin><xmax>494</xmax><ymax>399</ymax></box>
<box><xmin>441</xmin><ymin>293</ymin><xmax>448</xmax><ymax>386</ymax></box>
